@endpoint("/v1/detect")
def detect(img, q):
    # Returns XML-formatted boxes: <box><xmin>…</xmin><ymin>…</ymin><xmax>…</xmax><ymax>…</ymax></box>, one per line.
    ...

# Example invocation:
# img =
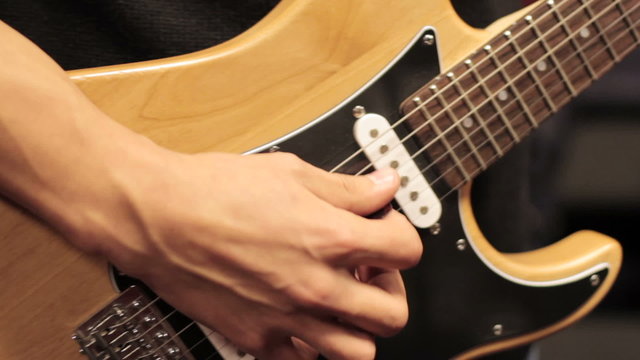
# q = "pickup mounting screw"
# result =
<box><xmin>353</xmin><ymin>105</ymin><xmax>366</xmax><ymax>118</ymax></box>
<box><xmin>429</xmin><ymin>222</ymin><xmax>441</xmax><ymax>235</ymax></box>
<box><xmin>456</xmin><ymin>239</ymin><xmax>467</xmax><ymax>251</ymax></box>
<box><xmin>422</xmin><ymin>34</ymin><xmax>435</xmax><ymax>46</ymax></box>
<box><xmin>590</xmin><ymin>274</ymin><xmax>601</xmax><ymax>287</ymax></box>
<box><xmin>493</xmin><ymin>324</ymin><xmax>503</xmax><ymax>336</ymax></box>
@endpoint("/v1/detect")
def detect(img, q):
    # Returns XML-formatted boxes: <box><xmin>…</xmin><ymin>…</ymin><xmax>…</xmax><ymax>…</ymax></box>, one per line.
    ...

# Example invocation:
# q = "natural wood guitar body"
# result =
<box><xmin>0</xmin><ymin>0</ymin><xmax>622</xmax><ymax>359</ymax></box>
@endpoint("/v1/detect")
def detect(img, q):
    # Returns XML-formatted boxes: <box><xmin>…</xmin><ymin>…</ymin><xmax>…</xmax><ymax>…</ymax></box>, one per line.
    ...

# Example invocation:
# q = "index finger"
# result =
<box><xmin>320</xmin><ymin>209</ymin><xmax>423</xmax><ymax>269</ymax></box>
<box><xmin>327</xmin><ymin>269</ymin><xmax>411</xmax><ymax>337</ymax></box>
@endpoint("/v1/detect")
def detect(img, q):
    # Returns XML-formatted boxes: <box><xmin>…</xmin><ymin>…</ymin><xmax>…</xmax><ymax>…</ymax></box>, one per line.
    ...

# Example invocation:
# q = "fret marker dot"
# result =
<box><xmin>390</xmin><ymin>160</ymin><xmax>399</xmax><ymax>169</ymax></box>
<box><xmin>536</xmin><ymin>60</ymin><xmax>548</xmax><ymax>72</ymax></box>
<box><xmin>410</xmin><ymin>191</ymin><xmax>419</xmax><ymax>201</ymax></box>
<box><xmin>420</xmin><ymin>206</ymin><xmax>429</xmax><ymax>215</ymax></box>
<box><xmin>380</xmin><ymin>144</ymin><xmax>389</xmax><ymax>154</ymax></box>
<box><xmin>463</xmin><ymin>117</ymin><xmax>475</xmax><ymax>128</ymax></box>
<box><xmin>370</xmin><ymin>129</ymin><xmax>379</xmax><ymax>138</ymax></box>
<box><xmin>580</xmin><ymin>28</ymin><xmax>590</xmax><ymax>39</ymax></box>
<box><xmin>498</xmin><ymin>90</ymin><xmax>509</xmax><ymax>101</ymax></box>
<box><xmin>401</xmin><ymin>176</ymin><xmax>409</xmax><ymax>187</ymax></box>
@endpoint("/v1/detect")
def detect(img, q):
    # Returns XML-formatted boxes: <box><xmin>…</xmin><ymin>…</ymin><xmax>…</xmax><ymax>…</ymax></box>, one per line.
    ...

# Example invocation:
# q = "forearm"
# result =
<box><xmin>0</xmin><ymin>21</ymin><xmax>423</xmax><ymax>359</ymax></box>
<box><xmin>0</xmin><ymin>21</ymin><xmax>159</xmax><ymax>253</ymax></box>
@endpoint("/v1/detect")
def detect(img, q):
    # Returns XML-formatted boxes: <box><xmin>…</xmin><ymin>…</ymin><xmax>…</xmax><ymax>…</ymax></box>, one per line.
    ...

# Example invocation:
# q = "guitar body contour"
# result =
<box><xmin>0</xmin><ymin>0</ymin><xmax>622</xmax><ymax>359</ymax></box>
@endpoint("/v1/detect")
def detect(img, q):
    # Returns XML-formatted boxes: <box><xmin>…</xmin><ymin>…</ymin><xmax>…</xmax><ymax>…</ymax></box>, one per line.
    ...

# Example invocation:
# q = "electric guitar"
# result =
<box><xmin>1</xmin><ymin>0</ymin><xmax>637</xmax><ymax>358</ymax></box>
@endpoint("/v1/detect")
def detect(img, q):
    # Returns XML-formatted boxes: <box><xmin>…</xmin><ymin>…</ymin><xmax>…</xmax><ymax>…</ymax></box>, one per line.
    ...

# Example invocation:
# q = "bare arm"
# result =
<box><xmin>0</xmin><ymin>21</ymin><xmax>422</xmax><ymax>360</ymax></box>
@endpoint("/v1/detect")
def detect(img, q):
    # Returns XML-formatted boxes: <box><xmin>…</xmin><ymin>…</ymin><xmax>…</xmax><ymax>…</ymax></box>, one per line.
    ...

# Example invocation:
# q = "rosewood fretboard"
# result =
<box><xmin>400</xmin><ymin>0</ymin><xmax>639</xmax><ymax>195</ymax></box>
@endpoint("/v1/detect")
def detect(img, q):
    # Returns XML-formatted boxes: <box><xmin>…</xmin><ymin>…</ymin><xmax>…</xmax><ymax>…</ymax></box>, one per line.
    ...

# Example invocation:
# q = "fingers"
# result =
<box><xmin>314</xmin><ymin>209</ymin><xmax>423</xmax><ymax>270</ymax></box>
<box><xmin>301</xmin><ymin>164</ymin><xmax>400</xmax><ymax>216</ymax></box>
<box><xmin>261</xmin><ymin>339</ymin><xmax>316</xmax><ymax>360</ymax></box>
<box><xmin>290</xmin><ymin>316</ymin><xmax>376</xmax><ymax>360</ymax></box>
<box><xmin>285</xmin><ymin>267</ymin><xmax>409</xmax><ymax>338</ymax></box>
<box><xmin>333</xmin><ymin>269</ymin><xmax>410</xmax><ymax>337</ymax></box>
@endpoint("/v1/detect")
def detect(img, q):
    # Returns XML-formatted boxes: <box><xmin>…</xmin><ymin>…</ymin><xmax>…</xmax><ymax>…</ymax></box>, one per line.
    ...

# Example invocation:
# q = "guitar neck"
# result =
<box><xmin>400</xmin><ymin>0</ymin><xmax>639</xmax><ymax>193</ymax></box>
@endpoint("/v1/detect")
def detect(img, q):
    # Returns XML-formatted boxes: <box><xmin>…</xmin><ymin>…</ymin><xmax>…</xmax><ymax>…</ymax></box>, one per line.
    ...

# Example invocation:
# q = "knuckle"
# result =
<box><xmin>392</xmin><ymin>211</ymin><xmax>423</xmax><ymax>267</ymax></box>
<box><xmin>273</xmin><ymin>152</ymin><xmax>303</xmax><ymax>170</ymax></box>
<box><xmin>329</xmin><ymin>223</ymin><xmax>357</xmax><ymax>250</ymax></box>
<box><xmin>344</xmin><ymin>340</ymin><xmax>376</xmax><ymax>360</ymax></box>
<box><xmin>405</xmin><ymin>234</ymin><xmax>423</xmax><ymax>266</ymax></box>
<box><xmin>319</xmin><ymin>223</ymin><xmax>361</xmax><ymax>262</ymax></box>
<box><xmin>380</xmin><ymin>301</ymin><xmax>409</xmax><ymax>337</ymax></box>
<box><xmin>337</xmin><ymin>175</ymin><xmax>357</xmax><ymax>195</ymax></box>
<box><xmin>287</xmin><ymin>275</ymin><xmax>336</xmax><ymax>310</ymax></box>
<box><xmin>234</xmin><ymin>332</ymin><xmax>267</xmax><ymax>356</ymax></box>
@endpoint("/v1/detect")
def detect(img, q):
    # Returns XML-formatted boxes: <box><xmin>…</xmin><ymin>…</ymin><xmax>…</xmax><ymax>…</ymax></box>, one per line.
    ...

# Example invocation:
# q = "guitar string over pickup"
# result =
<box><xmin>353</xmin><ymin>113</ymin><xmax>442</xmax><ymax>228</ymax></box>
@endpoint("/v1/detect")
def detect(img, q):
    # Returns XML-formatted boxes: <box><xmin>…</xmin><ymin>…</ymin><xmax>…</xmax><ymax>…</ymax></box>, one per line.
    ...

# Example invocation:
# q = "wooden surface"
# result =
<box><xmin>0</xmin><ymin>0</ymin><xmax>621</xmax><ymax>358</ymax></box>
<box><xmin>456</xmin><ymin>184</ymin><xmax>621</xmax><ymax>358</ymax></box>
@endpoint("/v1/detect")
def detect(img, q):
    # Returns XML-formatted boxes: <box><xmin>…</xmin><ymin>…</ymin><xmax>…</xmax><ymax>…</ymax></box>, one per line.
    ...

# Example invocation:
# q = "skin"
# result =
<box><xmin>0</xmin><ymin>21</ymin><xmax>423</xmax><ymax>360</ymax></box>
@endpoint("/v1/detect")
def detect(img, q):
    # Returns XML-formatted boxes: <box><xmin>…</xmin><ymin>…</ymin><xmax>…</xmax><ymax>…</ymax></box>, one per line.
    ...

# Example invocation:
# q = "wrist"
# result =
<box><xmin>41</xmin><ymin>109</ymin><xmax>171</xmax><ymax>260</ymax></box>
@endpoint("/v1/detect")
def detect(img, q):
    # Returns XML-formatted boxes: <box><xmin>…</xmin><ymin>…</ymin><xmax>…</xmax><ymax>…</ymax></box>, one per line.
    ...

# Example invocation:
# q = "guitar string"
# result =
<box><xmin>123</xmin><ymin>3</ymin><xmax>639</xmax><ymax>360</ymax></box>
<box><xmin>357</xmin><ymin>0</ymin><xmax>635</xmax><ymax>180</ymax></box>
<box><xmin>387</xmin><ymin>2</ymin><xmax>639</xmax><ymax>204</ymax></box>
<box><xmin>368</xmin><ymin>3</ymin><xmax>638</xmax><ymax>213</ymax></box>
<box><xmin>118</xmin><ymin>308</ymin><xmax>182</xmax><ymax>356</ymax></box>
<box><xmin>129</xmin><ymin>10</ymin><xmax>639</xmax><ymax>360</ymax></box>
<box><xmin>340</xmin><ymin>0</ymin><xmax>636</xmax><ymax>216</ymax></box>
<box><xmin>415</xmin><ymin>2</ymin><xmax>640</xmax><ymax>202</ymax></box>
<box><xmin>78</xmin><ymin>2</ymin><xmax>634</xmax><ymax>360</ymax></box>
<box><xmin>78</xmin><ymin>295</ymin><xmax>163</xmax><ymax>349</ymax></box>
<box><xmin>136</xmin><ymin>13</ymin><xmax>640</xmax><ymax>360</ymax></box>
<box><xmin>124</xmin><ymin>321</ymin><xmax>200</xmax><ymax>360</ymax></box>
<box><xmin>330</xmin><ymin>0</ymin><xmax>624</xmax><ymax>176</ymax></box>
<box><xmin>433</xmin><ymin>22</ymin><xmax>639</xmax><ymax>202</ymax></box>
<box><xmin>339</xmin><ymin>0</ymin><xmax>638</xmax><ymax>177</ymax></box>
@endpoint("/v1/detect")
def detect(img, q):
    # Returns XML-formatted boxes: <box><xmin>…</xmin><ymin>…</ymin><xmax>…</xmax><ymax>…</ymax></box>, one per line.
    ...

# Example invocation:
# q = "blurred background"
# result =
<box><xmin>454</xmin><ymin>0</ymin><xmax>640</xmax><ymax>358</ymax></box>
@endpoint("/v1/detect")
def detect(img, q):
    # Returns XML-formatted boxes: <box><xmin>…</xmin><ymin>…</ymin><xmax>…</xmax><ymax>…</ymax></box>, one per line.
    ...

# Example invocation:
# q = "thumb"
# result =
<box><xmin>306</xmin><ymin>167</ymin><xmax>399</xmax><ymax>215</ymax></box>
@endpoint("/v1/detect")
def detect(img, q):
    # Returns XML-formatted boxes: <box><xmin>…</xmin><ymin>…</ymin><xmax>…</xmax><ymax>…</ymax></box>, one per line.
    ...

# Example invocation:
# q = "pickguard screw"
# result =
<box><xmin>422</xmin><ymin>34</ymin><xmax>435</xmax><ymax>46</ymax></box>
<box><xmin>429</xmin><ymin>222</ymin><xmax>441</xmax><ymax>235</ymax></box>
<box><xmin>590</xmin><ymin>274</ymin><xmax>601</xmax><ymax>287</ymax></box>
<box><xmin>352</xmin><ymin>105</ymin><xmax>366</xmax><ymax>118</ymax></box>
<box><xmin>456</xmin><ymin>239</ymin><xmax>467</xmax><ymax>251</ymax></box>
<box><xmin>493</xmin><ymin>324</ymin><xmax>503</xmax><ymax>336</ymax></box>
<box><xmin>269</xmin><ymin>145</ymin><xmax>280</xmax><ymax>153</ymax></box>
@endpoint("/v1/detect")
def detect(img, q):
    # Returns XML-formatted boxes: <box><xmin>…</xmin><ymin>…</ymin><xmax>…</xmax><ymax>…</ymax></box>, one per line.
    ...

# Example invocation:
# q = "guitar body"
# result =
<box><xmin>0</xmin><ymin>0</ymin><xmax>623</xmax><ymax>359</ymax></box>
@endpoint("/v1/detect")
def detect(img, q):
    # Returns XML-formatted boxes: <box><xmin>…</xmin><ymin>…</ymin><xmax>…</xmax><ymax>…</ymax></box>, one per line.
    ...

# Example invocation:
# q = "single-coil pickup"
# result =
<box><xmin>353</xmin><ymin>113</ymin><xmax>441</xmax><ymax>228</ymax></box>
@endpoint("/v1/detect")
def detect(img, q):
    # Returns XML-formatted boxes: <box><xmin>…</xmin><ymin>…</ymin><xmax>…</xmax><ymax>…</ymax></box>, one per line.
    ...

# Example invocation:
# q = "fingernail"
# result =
<box><xmin>367</xmin><ymin>168</ymin><xmax>397</xmax><ymax>185</ymax></box>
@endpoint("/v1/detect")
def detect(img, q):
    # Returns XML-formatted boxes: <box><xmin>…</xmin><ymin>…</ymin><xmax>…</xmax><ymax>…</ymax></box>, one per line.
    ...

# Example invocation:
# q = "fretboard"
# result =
<box><xmin>400</xmin><ymin>0</ymin><xmax>639</xmax><ymax>194</ymax></box>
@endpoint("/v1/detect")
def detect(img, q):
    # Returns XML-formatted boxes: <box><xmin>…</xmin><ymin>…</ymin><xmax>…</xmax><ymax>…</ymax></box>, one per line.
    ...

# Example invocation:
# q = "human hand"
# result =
<box><xmin>0</xmin><ymin>21</ymin><xmax>421</xmax><ymax>360</ymax></box>
<box><xmin>71</xmin><ymin>150</ymin><xmax>423</xmax><ymax>360</ymax></box>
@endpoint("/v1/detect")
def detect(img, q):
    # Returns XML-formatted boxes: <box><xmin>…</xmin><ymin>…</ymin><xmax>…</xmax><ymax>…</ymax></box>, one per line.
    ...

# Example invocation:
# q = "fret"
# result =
<box><xmin>508</xmin><ymin>22</ymin><xmax>558</xmax><ymax>113</ymax></box>
<box><xmin>554</xmin><ymin>0</ymin><xmax>598</xmax><ymax>83</ymax></box>
<box><xmin>494</xmin><ymin>31</ymin><xmax>539</xmax><ymax>130</ymax></box>
<box><xmin>560</xmin><ymin>0</ymin><xmax>599</xmax><ymax>79</ymax></box>
<box><xmin>454</xmin><ymin>63</ymin><xmax>504</xmax><ymax>161</ymax></box>
<box><xmin>469</xmin><ymin>49</ymin><xmax>521</xmax><ymax>146</ymax></box>
<box><xmin>617</xmin><ymin>1</ymin><xmax>640</xmax><ymax>43</ymax></box>
<box><xmin>527</xmin><ymin>7</ymin><xmax>577</xmax><ymax>96</ymax></box>
<box><xmin>399</xmin><ymin>0</ymin><xmax>640</xmax><ymax>188</ymax></box>
<box><xmin>583</xmin><ymin>0</ymin><xmax>621</xmax><ymax>62</ymax></box>
<box><xmin>413</xmin><ymin>96</ymin><xmax>472</xmax><ymax>183</ymax></box>
<box><xmin>573</xmin><ymin>15</ymin><xmax>614</xmax><ymax>75</ymax></box>
<box><xmin>444</xmin><ymin>72</ymin><xmax>488</xmax><ymax>171</ymax></box>
<box><xmin>427</xmin><ymin>75</ymin><xmax>485</xmax><ymax>178</ymax></box>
